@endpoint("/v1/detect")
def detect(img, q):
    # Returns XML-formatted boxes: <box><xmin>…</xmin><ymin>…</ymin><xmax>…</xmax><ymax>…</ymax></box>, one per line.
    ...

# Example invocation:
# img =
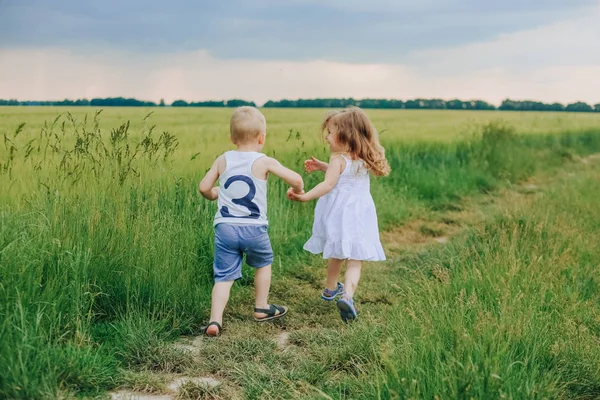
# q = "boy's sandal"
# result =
<box><xmin>203</xmin><ymin>321</ymin><xmax>222</xmax><ymax>337</ymax></box>
<box><xmin>254</xmin><ymin>304</ymin><xmax>288</xmax><ymax>322</ymax></box>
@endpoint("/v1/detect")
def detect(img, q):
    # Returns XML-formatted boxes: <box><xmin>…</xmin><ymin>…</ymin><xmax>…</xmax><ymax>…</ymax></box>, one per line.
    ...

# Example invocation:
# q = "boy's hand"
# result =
<box><xmin>304</xmin><ymin>156</ymin><xmax>327</xmax><ymax>173</ymax></box>
<box><xmin>287</xmin><ymin>187</ymin><xmax>305</xmax><ymax>201</ymax></box>
<box><xmin>199</xmin><ymin>155</ymin><xmax>224</xmax><ymax>201</ymax></box>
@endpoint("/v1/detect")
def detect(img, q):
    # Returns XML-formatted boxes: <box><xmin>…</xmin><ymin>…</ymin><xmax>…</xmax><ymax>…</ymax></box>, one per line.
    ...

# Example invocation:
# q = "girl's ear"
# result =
<box><xmin>258</xmin><ymin>132</ymin><xmax>266</xmax><ymax>145</ymax></box>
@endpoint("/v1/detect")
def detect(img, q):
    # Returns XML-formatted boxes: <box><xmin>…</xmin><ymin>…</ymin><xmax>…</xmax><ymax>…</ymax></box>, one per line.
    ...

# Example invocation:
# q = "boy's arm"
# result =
<box><xmin>199</xmin><ymin>156</ymin><xmax>224</xmax><ymax>201</ymax></box>
<box><xmin>291</xmin><ymin>155</ymin><xmax>344</xmax><ymax>202</ymax></box>
<box><xmin>266</xmin><ymin>157</ymin><xmax>304</xmax><ymax>193</ymax></box>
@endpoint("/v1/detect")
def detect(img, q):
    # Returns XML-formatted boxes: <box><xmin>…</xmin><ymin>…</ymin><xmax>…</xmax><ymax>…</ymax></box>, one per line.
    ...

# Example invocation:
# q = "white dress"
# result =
<box><xmin>304</xmin><ymin>155</ymin><xmax>386</xmax><ymax>261</ymax></box>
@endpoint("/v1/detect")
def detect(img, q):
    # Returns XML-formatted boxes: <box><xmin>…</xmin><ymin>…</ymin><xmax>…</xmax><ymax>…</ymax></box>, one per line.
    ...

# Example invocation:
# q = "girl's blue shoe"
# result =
<box><xmin>321</xmin><ymin>282</ymin><xmax>344</xmax><ymax>301</ymax></box>
<box><xmin>337</xmin><ymin>294</ymin><xmax>358</xmax><ymax>322</ymax></box>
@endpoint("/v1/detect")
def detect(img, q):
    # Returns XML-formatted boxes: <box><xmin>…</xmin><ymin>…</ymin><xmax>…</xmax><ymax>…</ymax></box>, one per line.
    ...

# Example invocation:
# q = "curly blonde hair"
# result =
<box><xmin>322</xmin><ymin>107</ymin><xmax>390</xmax><ymax>176</ymax></box>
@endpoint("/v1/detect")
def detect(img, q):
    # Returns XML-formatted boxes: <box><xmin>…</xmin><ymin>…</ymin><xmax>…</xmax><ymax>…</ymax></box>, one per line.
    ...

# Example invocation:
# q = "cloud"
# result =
<box><xmin>1</xmin><ymin>46</ymin><xmax>599</xmax><ymax>106</ymax></box>
<box><xmin>406</xmin><ymin>1</ymin><xmax>600</xmax><ymax>74</ymax></box>
<box><xmin>0</xmin><ymin>0</ymin><xmax>596</xmax><ymax>62</ymax></box>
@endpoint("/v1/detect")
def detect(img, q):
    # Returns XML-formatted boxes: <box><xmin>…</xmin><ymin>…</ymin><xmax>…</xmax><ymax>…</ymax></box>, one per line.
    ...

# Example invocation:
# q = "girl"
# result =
<box><xmin>288</xmin><ymin>107</ymin><xmax>390</xmax><ymax>322</ymax></box>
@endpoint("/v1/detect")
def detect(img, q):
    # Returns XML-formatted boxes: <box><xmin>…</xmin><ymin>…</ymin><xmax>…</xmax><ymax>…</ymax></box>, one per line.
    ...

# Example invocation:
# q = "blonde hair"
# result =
<box><xmin>230</xmin><ymin>106</ymin><xmax>266</xmax><ymax>144</ymax></box>
<box><xmin>322</xmin><ymin>107</ymin><xmax>391</xmax><ymax>176</ymax></box>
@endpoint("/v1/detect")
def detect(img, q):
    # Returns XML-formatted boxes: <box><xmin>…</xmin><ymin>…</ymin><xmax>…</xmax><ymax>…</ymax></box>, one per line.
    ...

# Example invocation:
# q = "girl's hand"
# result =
<box><xmin>304</xmin><ymin>156</ymin><xmax>327</xmax><ymax>173</ymax></box>
<box><xmin>287</xmin><ymin>187</ymin><xmax>306</xmax><ymax>201</ymax></box>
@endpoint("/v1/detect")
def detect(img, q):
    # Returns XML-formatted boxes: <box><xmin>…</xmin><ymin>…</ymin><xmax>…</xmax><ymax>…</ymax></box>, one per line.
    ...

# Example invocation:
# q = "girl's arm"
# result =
<box><xmin>290</xmin><ymin>155</ymin><xmax>344</xmax><ymax>202</ymax></box>
<box><xmin>304</xmin><ymin>156</ymin><xmax>328</xmax><ymax>173</ymax></box>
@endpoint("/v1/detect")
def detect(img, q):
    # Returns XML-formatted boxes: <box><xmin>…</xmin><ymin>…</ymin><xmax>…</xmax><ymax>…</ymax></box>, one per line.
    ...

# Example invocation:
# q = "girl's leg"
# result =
<box><xmin>337</xmin><ymin>259</ymin><xmax>362</xmax><ymax>322</ymax></box>
<box><xmin>326</xmin><ymin>258</ymin><xmax>344</xmax><ymax>290</ymax></box>
<box><xmin>344</xmin><ymin>259</ymin><xmax>362</xmax><ymax>298</ymax></box>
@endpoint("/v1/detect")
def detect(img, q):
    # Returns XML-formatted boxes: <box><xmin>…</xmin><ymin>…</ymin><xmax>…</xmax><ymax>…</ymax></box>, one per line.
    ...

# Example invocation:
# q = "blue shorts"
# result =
<box><xmin>213</xmin><ymin>224</ymin><xmax>273</xmax><ymax>282</ymax></box>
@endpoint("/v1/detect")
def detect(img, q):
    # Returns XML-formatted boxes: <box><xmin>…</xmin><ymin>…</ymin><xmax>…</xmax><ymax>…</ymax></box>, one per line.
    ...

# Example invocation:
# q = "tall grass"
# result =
<box><xmin>376</xmin><ymin>171</ymin><xmax>600</xmax><ymax>399</ymax></box>
<box><xmin>0</xmin><ymin>110</ymin><xmax>600</xmax><ymax>398</ymax></box>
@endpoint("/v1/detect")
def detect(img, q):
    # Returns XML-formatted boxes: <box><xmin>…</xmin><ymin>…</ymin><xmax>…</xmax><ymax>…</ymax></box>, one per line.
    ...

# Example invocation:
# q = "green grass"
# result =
<box><xmin>0</xmin><ymin>108</ymin><xmax>600</xmax><ymax>398</ymax></box>
<box><xmin>2</xmin><ymin>107</ymin><xmax>600</xmax><ymax>169</ymax></box>
<box><xmin>376</xmin><ymin>169</ymin><xmax>600</xmax><ymax>399</ymax></box>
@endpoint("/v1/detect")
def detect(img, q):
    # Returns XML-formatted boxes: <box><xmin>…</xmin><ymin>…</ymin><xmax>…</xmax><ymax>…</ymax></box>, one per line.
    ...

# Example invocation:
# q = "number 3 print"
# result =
<box><xmin>220</xmin><ymin>175</ymin><xmax>260</xmax><ymax>219</ymax></box>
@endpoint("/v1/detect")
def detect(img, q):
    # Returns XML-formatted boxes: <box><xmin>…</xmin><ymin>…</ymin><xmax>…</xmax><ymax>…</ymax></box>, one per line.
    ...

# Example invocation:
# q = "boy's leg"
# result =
<box><xmin>242</xmin><ymin>226</ymin><xmax>287</xmax><ymax>320</ymax></box>
<box><xmin>208</xmin><ymin>224</ymin><xmax>243</xmax><ymax>335</ymax></box>
<box><xmin>253</xmin><ymin>264</ymin><xmax>272</xmax><ymax>318</ymax></box>
<box><xmin>209</xmin><ymin>280</ymin><xmax>235</xmax><ymax>326</ymax></box>
<box><xmin>326</xmin><ymin>258</ymin><xmax>344</xmax><ymax>291</ymax></box>
<box><xmin>344</xmin><ymin>259</ymin><xmax>362</xmax><ymax>297</ymax></box>
<box><xmin>253</xmin><ymin>264</ymin><xmax>287</xmax><ymax>319</ymax></box>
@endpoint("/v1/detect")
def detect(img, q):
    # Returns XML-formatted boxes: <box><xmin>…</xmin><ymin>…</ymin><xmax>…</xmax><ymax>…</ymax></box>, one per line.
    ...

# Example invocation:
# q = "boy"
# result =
<box><xmin>199</xmin><ymin>106</ymin><xmax>304</xmax><ymax>337</ymax></box>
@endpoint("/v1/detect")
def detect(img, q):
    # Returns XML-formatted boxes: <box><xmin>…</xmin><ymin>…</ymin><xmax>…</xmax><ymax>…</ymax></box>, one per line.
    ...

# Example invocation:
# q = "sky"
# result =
<box><xmin>1</xmin><ymin>0</ymin><xmax>599</xmax><ymax>105</ymax></box>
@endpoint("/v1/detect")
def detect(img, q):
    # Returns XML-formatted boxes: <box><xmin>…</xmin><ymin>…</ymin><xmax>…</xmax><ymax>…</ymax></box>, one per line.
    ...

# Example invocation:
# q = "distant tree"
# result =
<box><xmin>190</xmin><ymin>100</ymin><xmax>225</xmax><ymax>107</ymax></box>
<box><xmin>473</xmin><ymin>100</ymin><xmax>495</xmax><ymax>110</ymax></box>
<box><xmin>404</xmin><ymin>100</ymin><xmax>421</xmax><ymax>109</ymax></box>
<box><xmin>414</xmin><ymin>99</ymin><xmax>429</xmax><ymax>109</ymax></box>
<box><xmin>499</xmin><ymin>99</ymin><xmax>566</xmax><ymax>112</ymax></box>
<box><xmin>429</xmin><ymin>99</ymin><xmax>447</xmax><ymax>109</ymax></box>
<box><xmin>517</xmin><ymin>101</ymin><xmax>537</xmax><ymax>111</ymax></box>
<box><xmin>446</xmin><ymin>99</ymin><xmax>466</xmax><ymax>110</ymax></box>
<box><xmin>90</xmin><ymin>97</ymin><xmax>156</xmax><ymax>107</ymax></box>
<box><xmin>266</xmin><ymin>99</ymin><xmax>295</xmax><ymax>107</ymax></box>
<box><xmin>159</xmin><ymin>99</ymin><xmax>165</xmax><ymax>107</ymax></box>
<box><xmin>565</xmin><ymin>102</ymin><xmax>593</xmax><ymax>112</ymax></box>
<box><xmin>171</xmin><ymin>100</ymin><xmax>189</xmax><ymax>107</ymax></box>
<box><xmin>499</xmin><ymin>99</ymin><xmax>518</xmax><ymax>111</ymax></box>
<box><xmin>594</xmin><ymin>103</ymin><xmax>600</xmax><ymax>112</ymax></box>
<box><xmin>360</xmin><ymin>99</ymin><xmax>387</xmax><ymax>108</ymax></box>
<box><xmin>226</xmin><ymin>99</ymin><xmax>256</xmax><ymax>107</ymax></box>
<box><xmin>46</xmin><ymin>98</ymin><xmax>90</xmax><ymax>106</ymax></box>
<box><xmin>385</xmin><ymin>99</ymin><xmax>405</xmax><ymax>109</ymax></box>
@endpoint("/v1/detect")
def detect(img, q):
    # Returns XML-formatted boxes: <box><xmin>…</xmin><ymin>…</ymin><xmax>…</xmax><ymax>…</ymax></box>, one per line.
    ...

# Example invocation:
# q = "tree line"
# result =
<box><xmin>1</xmin><ymin>97</ymin><xmax>599</xmax><ymax>112</ymax></box>
<box><xmin>263</xmin><ymin>98</ymin><xmax>496</xmax><ymax>110</ymax></box>
<box><xmin>263</xmin><ymin>98</ymin><xmax>600</xmax><ymax>112</ymax></box>
<box><xmin>0</xmin><ymin>97</ymin><xmax>256</xmax><ymax>108</ymax></box>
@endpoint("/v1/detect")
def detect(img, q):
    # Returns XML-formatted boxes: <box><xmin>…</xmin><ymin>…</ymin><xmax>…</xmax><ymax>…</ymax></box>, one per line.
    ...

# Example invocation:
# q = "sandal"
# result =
<box><xmin>254</xmin><ymin>304</ymin><xmax>288</xmax><ymax>322</ymax></box>
<box><xmin>203</xmin><ymin>321</ymin><xmax>222</xmax><ymax>337</ymax></box>
<box><xmin>321</xmin><ymin>282</ymin><xmax>344</xmax><ymax>301</ymax></box>
<box><xmin>337</xmin><ymin>295</ymin><xmax>358</xmax><ymax>323</ymax></box>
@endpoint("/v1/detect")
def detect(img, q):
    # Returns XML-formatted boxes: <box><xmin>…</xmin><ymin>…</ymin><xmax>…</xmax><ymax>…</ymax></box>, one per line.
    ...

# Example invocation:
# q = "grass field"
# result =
<box><xmin>1</xmin><ymin>107</ymin><xmax>600</xmax><ymax>399</ymax></box>
<box><xmin>3</xmin><ymin>107</ymin><xmax>600</xmax><ymax>166</ymax></box>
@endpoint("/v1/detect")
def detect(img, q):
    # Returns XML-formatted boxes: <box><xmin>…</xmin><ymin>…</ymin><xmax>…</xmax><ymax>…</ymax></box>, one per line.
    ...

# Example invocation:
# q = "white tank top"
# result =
<box><xmin>214</xmin><ymin>151</ymin><xmax>268</xmax><ymax>226</ymax></box>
